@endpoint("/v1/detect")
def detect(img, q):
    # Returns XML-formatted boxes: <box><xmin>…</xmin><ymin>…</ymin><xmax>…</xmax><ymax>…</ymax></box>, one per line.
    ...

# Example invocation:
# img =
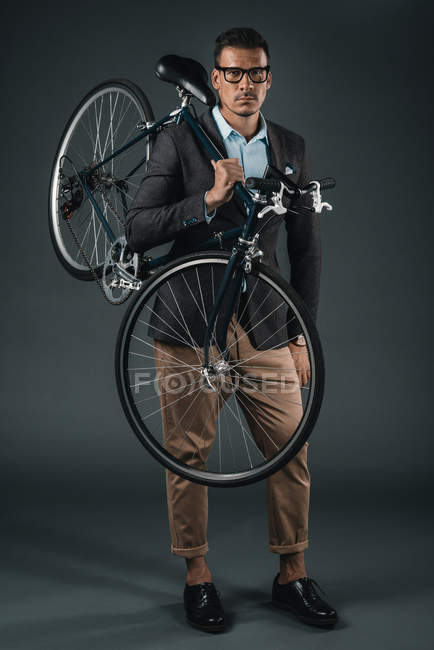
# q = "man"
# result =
<box><xmin>126</xmin><ymin>27</ymin><xmax>337</xmax><ymax>632</ymax></box>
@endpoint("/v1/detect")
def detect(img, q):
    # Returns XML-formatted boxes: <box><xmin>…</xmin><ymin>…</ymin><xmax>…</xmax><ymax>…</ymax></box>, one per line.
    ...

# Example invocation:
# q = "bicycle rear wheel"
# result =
<box><xmin>48</xmin><ymin>79</ymin><xmax>154</xmax><ymax>280</ymax></box>
<box><xmin>115</xmin><ymin>252</ymin><xmax>324</xmax><ymax>487</ymax></box>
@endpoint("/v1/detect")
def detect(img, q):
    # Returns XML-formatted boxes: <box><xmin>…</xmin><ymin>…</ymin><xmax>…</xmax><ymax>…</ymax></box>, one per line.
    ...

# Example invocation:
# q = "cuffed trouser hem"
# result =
<box><xmin>269</xmin><ymin>539</ymin><xmax>308</xmax><ymax>555</ymax></box>
<box><xmin>171</xmin><ymin>542</ymin><xmax>209</xmax><ymax>558</ymax></box>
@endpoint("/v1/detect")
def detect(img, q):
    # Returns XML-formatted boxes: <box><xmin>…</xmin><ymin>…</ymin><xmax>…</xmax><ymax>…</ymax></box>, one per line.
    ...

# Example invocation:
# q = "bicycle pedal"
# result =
<box><xmin>116</xmin><ymin>278</ymin><xmax>142</xmax><ymax>291</ymax></box>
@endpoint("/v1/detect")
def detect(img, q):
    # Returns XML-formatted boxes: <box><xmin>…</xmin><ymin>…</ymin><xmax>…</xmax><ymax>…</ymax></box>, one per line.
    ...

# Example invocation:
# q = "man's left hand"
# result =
<box><xmin>288</xmin><ymin>342</ymin><xmax>310</xmax><ymax>387</ymax></box>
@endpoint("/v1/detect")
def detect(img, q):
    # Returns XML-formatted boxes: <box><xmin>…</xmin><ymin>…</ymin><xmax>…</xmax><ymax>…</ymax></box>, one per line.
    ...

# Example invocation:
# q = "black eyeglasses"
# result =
<box><xmin>215</xmin><ymin>65</ymin><xmax>270</xmax><ymax>84</ymax></box>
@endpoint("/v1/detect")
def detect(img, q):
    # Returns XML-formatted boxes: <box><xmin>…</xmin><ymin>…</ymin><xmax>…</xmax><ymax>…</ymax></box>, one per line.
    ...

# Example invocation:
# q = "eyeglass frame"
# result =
<box><xmin>214</xmin><ymin>65</ymin><xmax>271</xmax><ymax>84</ymax></box>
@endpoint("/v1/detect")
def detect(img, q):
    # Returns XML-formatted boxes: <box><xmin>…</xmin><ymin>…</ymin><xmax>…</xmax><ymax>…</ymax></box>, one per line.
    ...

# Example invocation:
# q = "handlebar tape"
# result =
<box><xmin>317</xmin><ymin>177</ymin><xmax>336</xmax><ymax>190</ymax></box>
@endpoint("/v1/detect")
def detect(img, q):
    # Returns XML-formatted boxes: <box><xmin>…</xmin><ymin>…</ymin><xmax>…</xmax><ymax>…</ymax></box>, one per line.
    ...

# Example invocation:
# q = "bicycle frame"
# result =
<box><xmin>77</xmin><ymin>101</ymin><xmax>266</xmax><ymax>371</ymax></box>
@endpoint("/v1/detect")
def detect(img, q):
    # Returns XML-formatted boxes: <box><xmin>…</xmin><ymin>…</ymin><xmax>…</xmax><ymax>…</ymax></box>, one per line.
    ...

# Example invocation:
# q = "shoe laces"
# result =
<box><xmin>302</xmin><ymin>577</ymin><xmax>326</xmax><ymax>600</ymax></box>
<box><xmin>197</xmin><ymin>583</ymin><xmax>221</xmax><ymax>607</ymax></box>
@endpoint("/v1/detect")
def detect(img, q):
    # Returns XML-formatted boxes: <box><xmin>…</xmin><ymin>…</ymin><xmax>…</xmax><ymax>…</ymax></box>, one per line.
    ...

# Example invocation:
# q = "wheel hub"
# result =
<box><xmin>84</xmin><ymin>161</ymin><xmax>102</xmax><ymax>192</ymax></box>
<box><xmin>213</xmin><ymin>359</ymin><xmax>230</xmax><ymax>376</ymax></box>
<box><xmin>201</xmin><ymin>359</ymin><xmax>232</xmax><ymax>391</ymax></box>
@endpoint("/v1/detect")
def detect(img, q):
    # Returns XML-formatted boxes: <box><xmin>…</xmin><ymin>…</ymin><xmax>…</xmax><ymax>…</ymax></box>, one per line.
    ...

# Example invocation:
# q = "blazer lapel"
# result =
<box><xmin>265</xmin><ymin>119</ymin><xmax>284</xmax><ymax>174</ymax></box>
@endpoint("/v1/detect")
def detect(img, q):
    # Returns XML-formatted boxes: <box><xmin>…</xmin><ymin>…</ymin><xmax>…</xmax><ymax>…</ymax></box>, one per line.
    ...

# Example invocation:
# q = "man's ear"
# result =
<box><xmin>266</xmin><ymin>71</ymin><xmax>272</xmax><ymax>90</ymax></box>
<box><xmin>211</xmin><ymin>68</ymin><xmax>220</xmax><ymax>91</ymax></box>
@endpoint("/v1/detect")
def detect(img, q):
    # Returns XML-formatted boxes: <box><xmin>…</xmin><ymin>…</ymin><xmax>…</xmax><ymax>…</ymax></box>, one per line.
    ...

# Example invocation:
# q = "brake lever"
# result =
<box><xmin>256</xmin><ymin>183</ymin><xmax>287</xmax><ymax>219</ymax></box>
<box><xmin>254</xmin><ymin>179</ymin><xmax>333</xmax><ymax>218</ymax></box>
<box><xmin>308</xmin><ymin>181</ymin><xmax>333</xmax><ymax>214</ymax></box>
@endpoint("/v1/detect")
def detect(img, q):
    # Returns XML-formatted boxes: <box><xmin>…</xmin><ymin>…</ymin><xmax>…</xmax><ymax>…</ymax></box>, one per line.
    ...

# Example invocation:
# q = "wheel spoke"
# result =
<box><xmin>130</xmin><ymin>334</ymin><xmax>201</xmax><ymax>373</ymax></box>
<box><xmin>229</xmin><ymin>332</ymin><xmax>302</xmax><ymax>371</ymax></box>
<box><xmin>221</xmin><ymin>381</ymin><xmax>261</xmax><ymax>466</ymax></box>
<box><xmin>224</xmin><ymin>299</ymin><xmax>289</xmax><ymax>354</ymax></box>
<box><xmin>230</xmin><ymin>367</ymin><xmax>303</xmax><ymax>412</ymax></box>
<box><xmin>166</xmin><ymin>280</ymin><xmax>204</xmax><ymax>368</ymax></box>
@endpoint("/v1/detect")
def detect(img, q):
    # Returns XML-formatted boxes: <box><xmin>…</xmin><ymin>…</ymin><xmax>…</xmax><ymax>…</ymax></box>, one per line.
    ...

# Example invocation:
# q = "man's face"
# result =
<box><xmin>211</xmin><ymin>46</ymin><xmax>272</xmax><ymax>117</ymax></box>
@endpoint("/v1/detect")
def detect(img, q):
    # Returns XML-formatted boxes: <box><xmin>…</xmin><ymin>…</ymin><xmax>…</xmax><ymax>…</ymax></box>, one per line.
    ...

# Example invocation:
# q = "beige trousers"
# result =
<box><xmin>153</xmin><ymin>315</ymin><xmax>310</xmax><ymax>559</ymax></box>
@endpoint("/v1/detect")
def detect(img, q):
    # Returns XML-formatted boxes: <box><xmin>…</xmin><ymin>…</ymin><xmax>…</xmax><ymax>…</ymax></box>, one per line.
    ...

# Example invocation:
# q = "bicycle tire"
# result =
<box><xmin>48</xmin><ymin>78</ymin><xmax>154</xmax><ymax>281</ymax></box>
<box><xmin>115</xmin><ymin>251</ymin><xmax>325</xmax><ymax>487</ymax></box>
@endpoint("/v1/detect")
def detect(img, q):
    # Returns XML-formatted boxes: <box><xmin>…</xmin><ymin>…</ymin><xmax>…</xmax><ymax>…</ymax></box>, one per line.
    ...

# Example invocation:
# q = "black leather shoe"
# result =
<box><xmin>183</xmin><ymin>582</ymin><xmax>225</xmax><ymax>633</ymax></box>
<box><xmin>272</xmin><ymin>574</ymin><xmax>338</xmax><ymax>627</ymax></box>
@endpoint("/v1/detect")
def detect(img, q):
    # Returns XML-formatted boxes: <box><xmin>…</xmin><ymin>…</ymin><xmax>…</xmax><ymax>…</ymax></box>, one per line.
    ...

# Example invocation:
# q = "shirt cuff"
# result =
<box><xmin>204</xmin><ymin>191</ymin><xmax>217</xmax><ymax>224</ymax></box>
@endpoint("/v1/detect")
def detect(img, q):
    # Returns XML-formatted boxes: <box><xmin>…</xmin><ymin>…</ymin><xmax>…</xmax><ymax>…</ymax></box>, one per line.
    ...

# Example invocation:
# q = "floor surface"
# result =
<box><xmin>2</xmin><ymin>488</ymin><xmax>433</xmax><ymax>650</ymax></box>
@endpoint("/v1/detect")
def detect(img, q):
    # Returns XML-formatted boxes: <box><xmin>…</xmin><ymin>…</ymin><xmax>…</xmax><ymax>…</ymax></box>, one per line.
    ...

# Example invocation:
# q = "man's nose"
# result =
<box><xmin>238</xmin><ymin>71</ymin><xmax>254</xmax><ymax>92</ymax></box>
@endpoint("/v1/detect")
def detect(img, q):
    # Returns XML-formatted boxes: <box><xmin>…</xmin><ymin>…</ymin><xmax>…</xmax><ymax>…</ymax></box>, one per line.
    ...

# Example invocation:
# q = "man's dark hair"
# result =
<box><xmin>214</xmin><ymin>27</ymin><xmax>270</xmax><ymax>67</ymax></box>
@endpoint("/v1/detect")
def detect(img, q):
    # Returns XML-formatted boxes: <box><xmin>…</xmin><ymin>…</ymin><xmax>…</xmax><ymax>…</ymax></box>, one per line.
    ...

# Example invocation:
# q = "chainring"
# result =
<box><xmin>102</xmin><ymin>236</ymin><xmax>139</xmax><ymax>304</ymax></box>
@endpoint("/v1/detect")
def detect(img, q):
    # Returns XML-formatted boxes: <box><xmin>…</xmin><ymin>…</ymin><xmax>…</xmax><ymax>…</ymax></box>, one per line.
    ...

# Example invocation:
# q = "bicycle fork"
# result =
<box><xmin>201</xmin><ymin>233</ymin><xmax>263</xmax><ymax>391</ymax></box>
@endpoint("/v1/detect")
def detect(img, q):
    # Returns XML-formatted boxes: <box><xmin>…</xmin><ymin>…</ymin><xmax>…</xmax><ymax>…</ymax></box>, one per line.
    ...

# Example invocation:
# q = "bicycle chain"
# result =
<box><xmin>64</xmin><ymin>179</ymin><xmax>131</xmax><ymax>305</ymax></box>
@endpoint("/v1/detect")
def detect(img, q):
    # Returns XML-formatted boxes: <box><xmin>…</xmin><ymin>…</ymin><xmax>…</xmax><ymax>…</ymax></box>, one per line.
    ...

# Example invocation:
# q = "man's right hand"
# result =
<box><xmin>206</xmin><ymin>158</ymin><xmax>245</xmax><ymax>212</ymax></box>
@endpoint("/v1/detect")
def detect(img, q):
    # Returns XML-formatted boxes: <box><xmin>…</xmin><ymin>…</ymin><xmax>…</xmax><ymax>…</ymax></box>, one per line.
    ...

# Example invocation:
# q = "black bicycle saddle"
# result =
<box><xmin>155</xmin><ymin>54</ymin><xmax>216</xmax><ymax>107</ymax></box>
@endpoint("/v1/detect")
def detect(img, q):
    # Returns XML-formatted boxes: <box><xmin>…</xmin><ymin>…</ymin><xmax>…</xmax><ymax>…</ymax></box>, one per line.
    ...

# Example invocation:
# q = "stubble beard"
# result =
<box><xmin>229</xmin><ymin>101</ymin><xmax>259</xmax><ymax>118</ymax></box>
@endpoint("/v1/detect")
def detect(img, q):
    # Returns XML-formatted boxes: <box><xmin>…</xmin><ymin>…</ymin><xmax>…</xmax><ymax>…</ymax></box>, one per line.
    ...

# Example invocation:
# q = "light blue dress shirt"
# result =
<box><xmin>204</xmin><ymin>103</ymin><xmax>269</xmax><ymax>223</ymax></box>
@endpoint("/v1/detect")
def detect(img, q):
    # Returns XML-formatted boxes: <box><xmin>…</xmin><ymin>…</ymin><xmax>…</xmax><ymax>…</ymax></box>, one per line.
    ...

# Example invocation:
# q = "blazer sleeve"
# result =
<box><xmin>125</xmin><ymin>127</ymin><xmax>209</xmax><ymax>253</ymax></box>
<box><xmin>285</xmin><ymin>138</ymin><xmax>321</xmax><ymax>323</ymax></box>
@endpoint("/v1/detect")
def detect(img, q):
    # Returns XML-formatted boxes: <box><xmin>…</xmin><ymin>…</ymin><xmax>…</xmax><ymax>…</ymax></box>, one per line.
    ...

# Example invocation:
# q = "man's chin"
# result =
<box><xmin>231</xmin><ymin>105</ymin><xmax>258</xmax><ymax>117</ymax></box>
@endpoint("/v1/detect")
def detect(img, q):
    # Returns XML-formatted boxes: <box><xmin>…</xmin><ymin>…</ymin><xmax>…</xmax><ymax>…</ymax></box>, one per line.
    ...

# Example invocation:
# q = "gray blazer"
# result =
<box><xmin>125</xmin><ymin>108</ymin><xmax>321</xmax><ymax>349</ymax></box>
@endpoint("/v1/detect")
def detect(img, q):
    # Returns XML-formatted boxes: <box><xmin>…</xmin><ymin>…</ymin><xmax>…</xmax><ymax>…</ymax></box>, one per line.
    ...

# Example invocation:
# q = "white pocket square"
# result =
<box><xmin>284</xmin><ymin>165</ymin><xmax>294</xmax><ymax>175</ymax></box>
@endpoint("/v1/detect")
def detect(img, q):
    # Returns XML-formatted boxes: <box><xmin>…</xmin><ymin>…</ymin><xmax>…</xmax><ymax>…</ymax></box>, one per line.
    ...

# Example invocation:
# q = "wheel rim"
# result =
<box><xmin>50</xmin><ymin>85</ymin><xmax>150</xmax><ymax>274</ymax></box>
<box><xmin>117</xmin><ymin>256</ymin><xmax>323</xmax><ymax>486</ymax></box>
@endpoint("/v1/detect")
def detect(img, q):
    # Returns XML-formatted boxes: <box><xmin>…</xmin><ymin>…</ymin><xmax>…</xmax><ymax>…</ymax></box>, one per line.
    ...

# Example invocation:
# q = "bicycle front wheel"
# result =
<box><xmin>48</xmin><ymin>79</ymin><xmax>154</xmax><ymax>280</ymax></box>
<box><xmin>115</xmin><ymin>252</ymin><xmax>324</xmax><ymax>487</ymax></box>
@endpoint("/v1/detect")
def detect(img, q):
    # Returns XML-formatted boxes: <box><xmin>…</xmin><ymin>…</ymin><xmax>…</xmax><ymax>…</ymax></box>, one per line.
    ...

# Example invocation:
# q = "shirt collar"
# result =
<box><xmin>212</xmin><ymin>103</ymin><xmax>268</xmax><ymax>145</ymax></box>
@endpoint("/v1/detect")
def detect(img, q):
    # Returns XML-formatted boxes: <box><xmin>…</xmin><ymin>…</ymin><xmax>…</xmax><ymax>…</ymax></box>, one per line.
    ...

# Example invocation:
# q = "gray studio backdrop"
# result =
<box><xmin>2</xmin><ymin>0</ymin><xmax>433</xmax><ymax>509</ymax></box>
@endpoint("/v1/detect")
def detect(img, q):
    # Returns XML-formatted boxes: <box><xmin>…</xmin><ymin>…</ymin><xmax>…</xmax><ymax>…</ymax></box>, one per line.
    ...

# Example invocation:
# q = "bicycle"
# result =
<box><xmin>48</xmin><ymin>55</ymin><xmax>335</xmax><ymax>488</ymax></box>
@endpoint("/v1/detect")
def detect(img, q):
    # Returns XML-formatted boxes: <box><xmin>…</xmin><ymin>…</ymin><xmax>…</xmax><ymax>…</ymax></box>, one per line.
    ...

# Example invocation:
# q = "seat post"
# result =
<box><xmin>176</xmin><ymin>85</ymin><xmax>193</xmax><ymax>107</ymax></box>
